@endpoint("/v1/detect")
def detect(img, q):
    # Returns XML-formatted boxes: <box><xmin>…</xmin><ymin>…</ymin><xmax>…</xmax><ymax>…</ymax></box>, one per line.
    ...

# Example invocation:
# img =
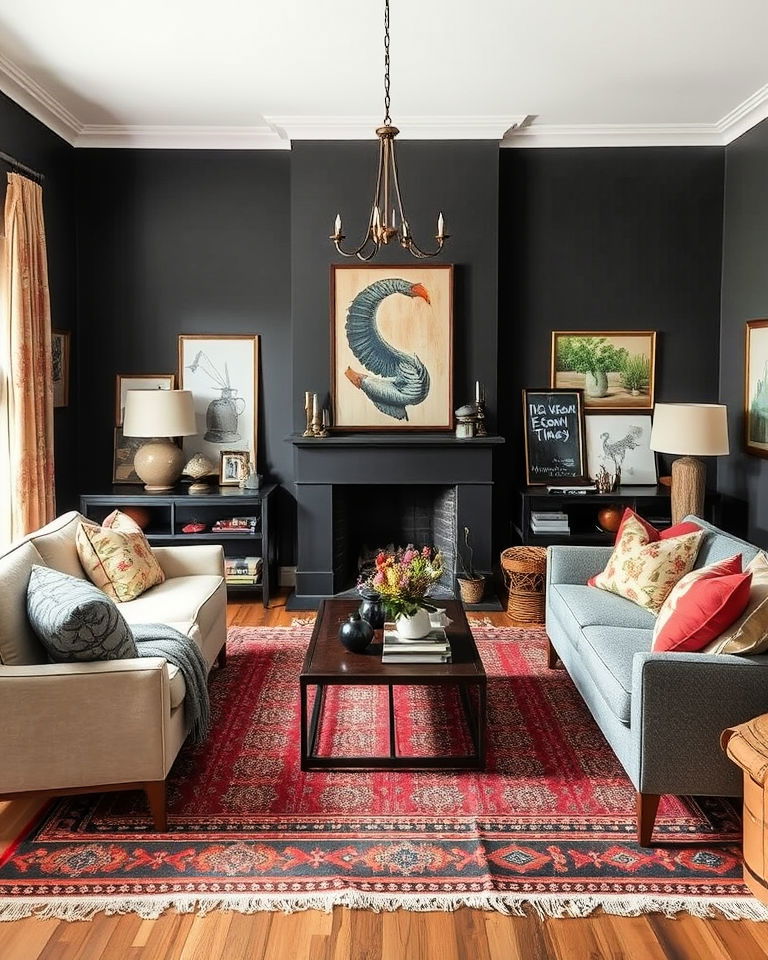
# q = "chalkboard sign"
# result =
<box><xmin>522</xmin><ymin>388</ymin><xmax>587</xmax><ymax>485</ymax></box>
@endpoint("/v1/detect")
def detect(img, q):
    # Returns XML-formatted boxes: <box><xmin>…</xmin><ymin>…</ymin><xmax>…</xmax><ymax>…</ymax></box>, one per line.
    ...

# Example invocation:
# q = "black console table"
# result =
<box><xmin>80</xmin><ymin>485</ymin><xmax>276</xmax><ymax>607</ymax></box>
<box><xmin>514</xmin><ymin>485</ymin><xmax>720</xmax><ymax>547</ymax></box>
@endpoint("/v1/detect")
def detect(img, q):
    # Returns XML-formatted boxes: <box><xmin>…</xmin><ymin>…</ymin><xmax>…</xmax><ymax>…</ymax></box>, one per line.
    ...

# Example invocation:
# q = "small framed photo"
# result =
<box><xmin>551</xmin><ymin>331</ymin><xmax>656</xmax><ymax>411</ymax></box>
<box><xmin>585</xmin><ymin>414</ymin><xmax>658</xmax><ymax>485</ymax></box>
<box><xmin>219</xmin><ymin>450</ymin><xmax>250</xmax><ymax>486</ymax></box>
<box><xmin>52</xmin><ymin>329</ymin><xmax>70</xmax><ymax>408</ymax></box>
<box><xmin>115</xmin><ymin>373</ymin><xmax>175</xmax><ymax>426</ymax></box>
<box><xmin>745</xmin><ymin>319</ymin><xmax>768</xmax><ymax>458</ymax></box>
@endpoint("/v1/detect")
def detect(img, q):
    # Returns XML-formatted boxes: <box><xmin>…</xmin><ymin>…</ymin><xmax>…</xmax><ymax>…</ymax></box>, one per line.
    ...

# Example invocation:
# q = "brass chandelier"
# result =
<box><xmin>329</xmin><ymin>0</ymin><xmax>448</xmax><ymax>261</ymax></box>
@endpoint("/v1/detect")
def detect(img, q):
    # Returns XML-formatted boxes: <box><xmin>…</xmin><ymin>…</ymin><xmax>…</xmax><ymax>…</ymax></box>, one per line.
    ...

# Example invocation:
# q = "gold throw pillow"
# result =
<box><xmin>76</xmin><ymin>510</ymin><xmax>165</xmax><ymax>603</ymax></box>
<box><xmin>705</xmin><ymin>552</ymin><xmax>768</xmax><ymax>656</ymax></box>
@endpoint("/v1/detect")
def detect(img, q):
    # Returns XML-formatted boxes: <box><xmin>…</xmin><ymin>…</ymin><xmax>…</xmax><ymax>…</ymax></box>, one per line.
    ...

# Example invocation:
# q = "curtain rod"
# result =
<box><xmin>0</xmin><ymin>151</ymin><xmax>45</xmax><ymax>182</ymax></box>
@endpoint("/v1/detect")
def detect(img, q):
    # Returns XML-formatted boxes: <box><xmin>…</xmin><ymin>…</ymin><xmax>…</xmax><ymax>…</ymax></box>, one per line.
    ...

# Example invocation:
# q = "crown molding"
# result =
<box><xmin>501</xmin><ymin>121</ymin><xmax>723</xmax><ymax>148</ymax></box>
<box><xmin>266</xmin><ymin>115</ymin><xmax>525</xmax><ymax>141</ymax></box>
<box><xmin>73</xmin><ymin>124</ymin><xmax>289</xmax><ymax>149</ymax></box>
<box><xmin>716</xmin><ymin>81</ymin><xmax>768</xmax><ymax>144</ymax></box>
<box><xmin>0</xmin><ymin>52</ymin><xmax>80</xmax><ymax>144</ymax></box>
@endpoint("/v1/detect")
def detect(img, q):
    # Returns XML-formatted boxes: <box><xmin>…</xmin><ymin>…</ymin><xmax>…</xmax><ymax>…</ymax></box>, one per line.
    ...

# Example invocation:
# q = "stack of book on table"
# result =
<box><xmin>530</xmin><ymin>510</ymin><xmax>570</xmax><ymax>535</ymax></box>
<box><xmin>381</xmin><ymin>625</ymin><xmax>451</xmax><ymax>664</ymax></box>
<box><xmin>225</xmin><ymin>556</ymin><xmax>262</xmax><ymax>585</ymax></box>
<box><xmin>212</xmin><ymin>516</ymin><xmax>260</xmax><ymax>534</ymax></box>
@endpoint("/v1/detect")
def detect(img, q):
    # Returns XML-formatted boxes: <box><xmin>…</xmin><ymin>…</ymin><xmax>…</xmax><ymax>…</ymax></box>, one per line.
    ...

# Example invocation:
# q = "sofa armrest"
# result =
<box><xmin>631</xmin><ymin>651</ymin><xmax>768</xmax><ymax>795</ymax></box>
<box><xmin>0</xmin><ymin>658</ymin><xmax>171</xmax><ymax>794</ymax></box>
<box><xmin>151</xmin><ymin>544</ymin><xmax>225</xmax><ymax>579</ymax></box>
<box><xmin>547</xmin><ymin>545</ymin><xmax>613</xmax><ymax>586</ymax></box>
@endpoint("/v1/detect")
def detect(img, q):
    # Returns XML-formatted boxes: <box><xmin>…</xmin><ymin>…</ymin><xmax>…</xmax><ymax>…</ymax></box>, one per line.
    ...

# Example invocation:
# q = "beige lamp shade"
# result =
<box><xmin>123</xmin><ymin>389</ymin><xmax>197</xmax><ymax>438</ymax></box>
<box><xmin>650</xmin><ymin>403</ymin><xmax>730</xmax><ymax>457</ymax></box>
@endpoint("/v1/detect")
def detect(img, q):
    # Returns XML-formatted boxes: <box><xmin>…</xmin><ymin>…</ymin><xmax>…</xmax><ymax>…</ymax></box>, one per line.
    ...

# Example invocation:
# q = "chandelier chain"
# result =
<box><xmin>383</xmin><ymin>0</ymin><xmax>391</xmax><ymax>125</ymax></box>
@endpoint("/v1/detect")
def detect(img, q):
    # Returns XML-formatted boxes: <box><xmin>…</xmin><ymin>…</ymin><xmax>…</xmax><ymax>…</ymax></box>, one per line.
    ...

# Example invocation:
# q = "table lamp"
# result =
<box><xmin>123</xmin><ymin>389</ymin><xmax>197</xmax><ymax>491</ymax></box>
<box><xmin>650</xmin><ymin>403</ymin><xmax>729</xmax><ymax>523</ymax></box>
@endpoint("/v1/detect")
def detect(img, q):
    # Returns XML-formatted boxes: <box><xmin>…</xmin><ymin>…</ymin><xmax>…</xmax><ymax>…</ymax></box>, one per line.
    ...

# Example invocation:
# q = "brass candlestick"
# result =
<box><xmin>317</xmin><ymin>408</ymin><xmax>330</xmax><ymax>438</ymax></box>
<box><xmin>310</xmin><ymin>394</ymin><xmax>323</xmax><ymax>437</ymax></box>
<box><xmin>303</xmin><ymin>391</ymin><xmax>314</xmax><ymax>437</ymax></box>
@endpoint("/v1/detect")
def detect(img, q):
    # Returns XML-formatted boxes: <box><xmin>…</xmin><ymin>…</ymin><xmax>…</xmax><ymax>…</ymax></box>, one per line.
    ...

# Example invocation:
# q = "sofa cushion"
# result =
<box><xmin>119</xmin><ymin>575</ymin><xmax>224</xmax><ymax>643</ymax></box>
<box><xmin>26</xmin><ymin>565</ymin><xmax>138</xmax><ymax>663</ymax></box>
<box><xmin>579</xmin><ymin>625</ymin><xmax>654</xmax><ymax>724</ymax></box>
<box><xmin>549</xmin><ymin>583</ymin><xmax>657</xmax><ymax>633</ymax></box>
<box><xmin>706</xmin><ymin>552</ymin><xmax>768</xmax><ymax>656</ymax></box>
<box><xmin>25</xmin><ymin>512</ymin><xmax>87</xmax><ymax>581</ymax></box>
<box><xmin>0</xmin><ymin>540</ymin><xmax>48</xmax><ymax>665</ymax></box>
<box><xmin>76</xmin><ymin>513</ymin><xmax>165</xmax><ymax>603</ymax></box>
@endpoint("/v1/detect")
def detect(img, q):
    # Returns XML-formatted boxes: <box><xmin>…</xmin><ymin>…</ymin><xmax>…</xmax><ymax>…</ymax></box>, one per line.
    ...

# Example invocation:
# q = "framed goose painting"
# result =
<box><xmin>330</xmin><ymin>264</ymin><xmax>454</xmax><ymax>431</ymax></box>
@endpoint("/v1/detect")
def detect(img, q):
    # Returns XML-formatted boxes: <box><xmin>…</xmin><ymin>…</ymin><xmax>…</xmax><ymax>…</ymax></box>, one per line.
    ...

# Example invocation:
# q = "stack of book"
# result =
<box><xmin>530</xmin><ymin>510</ymin><xmax>570</xmax><ymax>535</ymax></box>
<box><xmin>225</xmin><ymin>556</ymin><xmax>262</xmax><ymax>585</ymax></box>
<box><xmin>212</xmin><ymin>516</ymin><xmax>260</xmax><ymax>534</ymax></box>
<box><xmin>381</xmin><ymin>626</ymin><xmax>451</xmax><ymax>664</ymax></box>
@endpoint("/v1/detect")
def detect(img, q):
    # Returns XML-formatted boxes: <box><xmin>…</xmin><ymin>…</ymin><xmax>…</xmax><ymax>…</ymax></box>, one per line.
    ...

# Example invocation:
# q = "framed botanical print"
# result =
<box><xmin>745</xmin><ymin>319</ymin><xmax>768</xmax><ymax>458</ymax></box>
<box><xmin>330</xmin><ymin>264</ymin><xmax>453</xmax><ymax>431</ymax></box>
<box><xmin>52</xmin><ymin>329</ymin><xmax>70</xmax><ymax>408</ymax></box>
<box><xmin>179</xmin><ymin>335</ymin><xmax>259</xmax><ymax>467</ymax></box>
<box><xmin>115</xmin><ymin>373</ymin><xmax>175</xmax><ymax>426</ymax></box>
<box><xmin>585</xmin><ymin>414</ymin><xmax>658</xmax><ymax>485</ymax></box>
<box><xmin>551</xmin><ymin>331</ymin><xmax>656</xmax><ymax>411</ymax></box>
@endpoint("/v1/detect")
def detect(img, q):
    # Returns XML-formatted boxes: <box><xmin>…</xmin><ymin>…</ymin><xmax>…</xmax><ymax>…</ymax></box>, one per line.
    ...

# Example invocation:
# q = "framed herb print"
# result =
<box><xmin>52</xmin><ymin>329</ymin><xmax>70</xmax><ymax>408</ymax></box>
<box><xmin>585</xmin><ymin>414</ymin><xmax>657</xmax><ymax>485</ymax></box>
<box><xmin>115</xmin><ymin>373</ymin><xmax>175</xmax><ymax>426</ymax></box>
<box><xmin>522</xmin><ymin>388</ymin><xmax>587</xmax><ymax>485</ymax></box>
<box><xmin>179</xmin><ymin>335</ymin><xmax>259</xmax><ymax>467</ymax></box>
<box><xmin>331</xmin><ymin>264</ymin><xmax>453</xmax><ymax>431</ymax></box>
<box><xmin>745</xmin><ymin>319</ymin><xmax>768</xmax><ymax>458</ymax></box>
<box><xmin>551</xmin><ymin>331</ymin><xmax>656</xmax><ymax>411</ymax></box>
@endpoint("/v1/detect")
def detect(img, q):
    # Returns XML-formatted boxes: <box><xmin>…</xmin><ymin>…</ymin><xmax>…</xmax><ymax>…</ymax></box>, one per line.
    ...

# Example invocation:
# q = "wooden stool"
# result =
<box><xmin>501</xmin><ymin>546</ymin><xmax>547</xmax><ymax>625</ymax></box>
<box><xmin>723</xmin><ymin>716</ymin><xmax>768</xmax><ymax>904</ymax></box>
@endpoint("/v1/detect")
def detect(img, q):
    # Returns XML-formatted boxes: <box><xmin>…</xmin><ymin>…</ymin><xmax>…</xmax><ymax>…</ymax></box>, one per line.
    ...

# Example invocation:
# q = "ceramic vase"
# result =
<box><xmin>358</xmin><ymin>590</ymin><xmax>385</xmax><ymax>630</ymax></box>
<box><xmin>395</xmin><ymin>607</ymin><xmax>432</xmax><ymax>640</ymax></box>
<box><xmin>585</xmin><ymin>370</ymin><xmax>608</xmax><ymax>398</ymax></box>
<box><xmin>338</xmin><ymin>613</ymin><xmax>374</xmax><ymax>653</ymax></box>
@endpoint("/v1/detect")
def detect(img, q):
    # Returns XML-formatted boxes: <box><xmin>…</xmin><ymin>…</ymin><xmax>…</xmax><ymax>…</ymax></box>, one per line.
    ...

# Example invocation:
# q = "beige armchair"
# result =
<box><xmin>0</xmin><ymin>512</ymin><xmax>227</xmax><ymax>830</ymax></box>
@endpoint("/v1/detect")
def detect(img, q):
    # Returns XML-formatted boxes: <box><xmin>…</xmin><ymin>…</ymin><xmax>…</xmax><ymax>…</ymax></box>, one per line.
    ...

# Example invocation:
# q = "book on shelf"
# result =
<box><xmin>530</xmin><ymin>523</ymin><xmax>570</xmax><ymax>534</ymax></box>
<box><xmin>212</xmin><ymin>516</ymin><xmax>261</xmax><ymax>532</ymax></box>
<box><xmin>381</xmin><ymin>653</ymin><xmax>451</xmax><ymax>663</ymax></box>
<box><xmin>224</xmin><ymin>556</ymin><xmax>262</xmax><ymax>575</ymax></box>
<box><xmin>531</xmin><ymin>510</ymin><xmax>568</xmax><ymax>521</ymax></box>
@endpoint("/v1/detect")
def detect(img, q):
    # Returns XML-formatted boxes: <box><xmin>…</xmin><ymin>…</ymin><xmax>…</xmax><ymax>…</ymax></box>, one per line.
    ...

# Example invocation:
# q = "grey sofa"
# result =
<box><xmin>546</xmin><ymin>517</ymin><xmax>768</xmax><ymax>846</ymax></box>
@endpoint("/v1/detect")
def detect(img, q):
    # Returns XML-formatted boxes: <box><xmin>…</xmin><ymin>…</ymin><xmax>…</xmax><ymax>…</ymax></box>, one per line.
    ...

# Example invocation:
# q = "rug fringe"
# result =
<box><xmin>2</xmin><ymin>891</ymin><xmax>767</xmax><ymax>923</ymax></box>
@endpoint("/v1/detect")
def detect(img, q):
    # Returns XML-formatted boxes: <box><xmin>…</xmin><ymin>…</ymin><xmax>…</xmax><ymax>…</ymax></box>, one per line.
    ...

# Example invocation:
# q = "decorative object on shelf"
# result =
<box><xmin>650</xmin><ymin>403</ymin><xmax>729</xmax><ymax>523</ymax></box>
<box><xmin>123</xmin><ymin>389</ymin><xmax>196</xmax><ymax>491</ymax></box>
<box><xmin>182</xmin><ymin>452</ymin><xmax>216</xmax><ymax>493</ymax></box>
<box><xmin>331</xmin><ymin>264</ymin><xmax>454</xmax><ymax>431</ymax></box>
<box><xmin>179</xmin><ymin>334</ymin><xmax>259</xmax><ymax>468</ymax></box>
<box><xmin>597</xmin><ymin>505</ymin><xmax>624</xmax><ymax>533</ymax></box>
<box><xmin>474</xmin><ymin>381</ymin><xmax>487</xmax><ymax>437</ymax></box>
<box><xmin>551</xmin><ymin>331</ymin><xmax>656</xmax><ymax>411</ymax></box>
<box><xmin>219</xmin><ymin>450</ymin><xmax>250</xmax><ymax>487</ymax></box>
<box><xmin>115</xmin><ymin>373</ymin><xmax>175</xmax><ymax>427</ymax></box>
<box><xmin>338</xmin><ymin>613</ymin><xmax>375</xmax><ymax>653</ymax></box>
<box><xmin>586</xmin><ymin>414</ymin><xmax>657</xmax><ymax>485</ymax></box>
<box><xmin>457</xmin><ymin>526</ymin><xmax>485</xmax><ymax>604</ymax></box>
<box><xmin>359</xmin><ymin>545</ymin><xmax>444</xmax><ymax>640</ymax></box>
<box><xmin>358</xmin><ymin>588</ymin><xmax>386</xmax><ymax>630</ymax></box>
<box><xmin>455</xmin><ymin>403</ymin><xmax>477</xmax><ymax>438</ymax></box>
<box><xmin>302</xmin><ymin>391</ymin><xmax>315</xmax><ymax>437</ymax></box>
<box><xmin>310</xmin><ymin>395</ymin><xmax>323</xmax><ymax>436</ymax></box>
<box><xmin>522</xmin><ymin>388</ymin><xmax>587</xmax><ymax>486</ymax></box>
<box><xmin>501</xmin><ymin>545</ymin><xmax>547</xmax><ymax>624</ymax></box>
<box><xmin>51</xmin><ymin>329</ymin><xmax>70</xmax><ymax>408</ymax></box>
<box><xmin>328</xmin><ymin>0</ymin><xmax>447</xmax><ymax>261</ymax></box>
<box><xmin>594</xmin><ymin>465</ymin><xmax>620</xmax><ymax>494</ymax></box>
<box><xmin>240</xmin><ymin>465</ymin><xmax>262</xmax><ymax>490</ymax></box>
<box><xmin>745</xmin><ymin>319</ymin><xmax>768</xmax><ymax>458</ymax></box>
<box><xmin>317</xmin><ymin>409</ymin><xmax>330</xmax><ymax>438</ymax></box>
<box><xmin>181</xmin><ymin>521</ymin><xmax>207</xmax><ymax>534</ymax></box>
<box><xmin>118</xmin><ymin>505</ymin><xmax>151</xmax><ymax>530</ymax></box>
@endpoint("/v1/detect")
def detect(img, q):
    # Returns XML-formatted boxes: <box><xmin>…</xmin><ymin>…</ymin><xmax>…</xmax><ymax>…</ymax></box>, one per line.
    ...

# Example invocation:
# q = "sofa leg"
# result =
<box><xmin>216</xmin><ymin>643</ymin><xmax>227</xmax><ymax>668</ymax></box>
<box><xmin>636</xmin><ymin>791</ymin><xmax>660</xmax><ymax>846</ymax></box>
<box><xmin>546</xmin><ymin>637</ymin><xmax>561</xmax><ymax>669</ymax></box>
<box><xmin>144</xmin><ymin>780</ymin><xmax>167</xmax><ymax>832</ymax></box>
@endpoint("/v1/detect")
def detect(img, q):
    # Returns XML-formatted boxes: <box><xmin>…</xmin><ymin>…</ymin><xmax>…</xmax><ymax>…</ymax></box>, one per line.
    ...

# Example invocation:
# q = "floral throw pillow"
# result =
<box><xmin>590</xmin><ymin>513</ymin><xmax>704</xmax><ymax>613</ymax></box>
<box><xmin>76</xmin><ymin>510</ymin><xmax>165</xmax><ymax>603</ymax></box>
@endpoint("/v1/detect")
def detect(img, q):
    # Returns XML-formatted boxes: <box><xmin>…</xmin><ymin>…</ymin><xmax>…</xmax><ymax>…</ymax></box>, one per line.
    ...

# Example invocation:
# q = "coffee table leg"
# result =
<box><xmin>306</xmin><ymin>683</ymin><xmax>326</xmax><ymax>763</ymax></box>
<box><xmin>388</xmin><ymin>685</ymin><xmax>396</xmax><ymax>758</ymax></box>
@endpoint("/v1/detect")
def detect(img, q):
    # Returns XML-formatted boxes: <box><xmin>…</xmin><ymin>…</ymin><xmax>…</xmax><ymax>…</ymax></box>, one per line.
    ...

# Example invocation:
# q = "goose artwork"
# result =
<box><xmin>343</xmin><ymin>277</ymin><xmax>432</xmax><ymax>421</ymax></box>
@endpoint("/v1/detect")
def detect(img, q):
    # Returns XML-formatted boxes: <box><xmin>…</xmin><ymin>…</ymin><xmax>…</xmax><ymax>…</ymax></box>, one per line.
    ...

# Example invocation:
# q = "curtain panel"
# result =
<box><xmin>0</xmin><ymin>173</ymin><xmax>55</xmax><ymax>540</ymax></box>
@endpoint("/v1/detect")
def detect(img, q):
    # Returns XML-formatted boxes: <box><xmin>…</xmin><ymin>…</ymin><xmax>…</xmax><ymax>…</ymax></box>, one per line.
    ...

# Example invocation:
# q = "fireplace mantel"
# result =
<box><xmin>290</xmin><ymin>434</ymin><xmax>505</xmax><ymax>448</ymax></box>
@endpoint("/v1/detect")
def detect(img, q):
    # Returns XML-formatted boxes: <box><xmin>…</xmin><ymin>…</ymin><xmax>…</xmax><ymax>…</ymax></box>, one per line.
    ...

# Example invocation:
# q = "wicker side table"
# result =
<box><xmin>501</xmin><ymin>546</ymin><xmax>547</xmax><ymax>625</ymax></box>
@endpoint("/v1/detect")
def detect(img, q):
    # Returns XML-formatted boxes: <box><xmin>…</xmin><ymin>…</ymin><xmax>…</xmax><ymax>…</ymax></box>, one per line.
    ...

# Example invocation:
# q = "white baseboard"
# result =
<box><xmin>279</xmin><ymin>566</ymin><xmax>297</xmax><ymax>587</ymax></box>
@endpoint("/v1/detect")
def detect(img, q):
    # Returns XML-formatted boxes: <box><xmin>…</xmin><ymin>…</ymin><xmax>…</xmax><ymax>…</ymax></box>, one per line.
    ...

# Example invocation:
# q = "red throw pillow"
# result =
<box><xmin>652</xmin><ymin>555</ymin><xmax>752</xmax><ymax>653</ymax></box>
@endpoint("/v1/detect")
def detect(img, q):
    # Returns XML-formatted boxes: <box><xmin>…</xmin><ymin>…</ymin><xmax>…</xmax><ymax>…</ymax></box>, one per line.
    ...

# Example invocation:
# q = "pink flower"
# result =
<box><xmin>402</xmin><ymin>549</ymin><xmax>417</xmax><ymax>564</ymax></box>
<box><xmin>422</xmin><ymin>546</ymin><xmax>431</xmax><ymax>557</ymax></box>
<box><xmin>373</xmin><ymin>572</ymin><xmax>385</xmax><ymax>586</ymax></box>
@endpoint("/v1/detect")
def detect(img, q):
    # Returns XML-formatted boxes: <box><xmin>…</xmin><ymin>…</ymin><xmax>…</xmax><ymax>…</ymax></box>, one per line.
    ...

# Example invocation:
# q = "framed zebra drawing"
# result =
<box><xmin>330</xmin><ymin>264</ymin><xmax>454</xmax><ymax>431</ymax></box>
<box><xmin>585</xmin><ymin>414</ymin><xmax>658</xmax><ymax>485</ymax></box>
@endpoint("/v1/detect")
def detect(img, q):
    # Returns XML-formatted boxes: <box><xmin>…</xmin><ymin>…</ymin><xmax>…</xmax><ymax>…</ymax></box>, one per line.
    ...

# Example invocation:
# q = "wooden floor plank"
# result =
<box><xmin>178</xmin><ymin>912</ymin><xmax>233</xmax><ymax>960</ymax></box>
<box><xmin>453</xmin><ymin>908</ymin><xmax>492</xmax><ymax>960</ymax></box>
<box><xmin>221</xmin><ymin>910</ymin><xmax>273</xmax><ymax>960</ymax></box>
<box><xmin>0</xmin><ymin>917</ymin><xmax>59</xmax><ymax>960</ymax></box>
<box><xmin>601</xmin><ymin>914</ymin><xmax>668</xmax><ymax>960</ymax></box>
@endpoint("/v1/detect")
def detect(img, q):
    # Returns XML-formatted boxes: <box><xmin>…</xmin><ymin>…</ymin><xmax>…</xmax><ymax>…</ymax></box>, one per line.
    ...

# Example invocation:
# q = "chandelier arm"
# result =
<box><xmin>388</xmin><ymin>138</ymin><xmax>408</xmax><ymax>225</ymax></box>
<box><xmin>334</xmin><ymin>235</ymin><xmax>380</xmax><ymax>260</ymax></box>
<box><xmin>403</xmin><ymin>236</ymin><xmax>445</xmax><ymax>259</ymax></box>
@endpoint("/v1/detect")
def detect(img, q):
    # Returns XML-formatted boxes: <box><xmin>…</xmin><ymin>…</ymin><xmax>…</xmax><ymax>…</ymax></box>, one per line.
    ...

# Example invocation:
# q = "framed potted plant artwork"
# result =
<box><xmin>330</xmin><ymin>264</ymin><xmax>454</xmax><ymax>431</ymax></box>
<box><xmin>551</xmin><ymin>331</ymin><xmax>656</xmax><ymax>411</ymax></box>
<box><xmin>745</xmin><ymin>319</ymin><xmax>768</xmax><ymax>458</ymax></box>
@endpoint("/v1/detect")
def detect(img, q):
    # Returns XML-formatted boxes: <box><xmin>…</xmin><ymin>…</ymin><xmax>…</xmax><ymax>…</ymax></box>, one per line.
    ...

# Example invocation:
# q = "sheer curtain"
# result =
<box><xmin>0</xmin><ymin>172</ymin><xmax>55</xmax><ymax>544</ymax></box>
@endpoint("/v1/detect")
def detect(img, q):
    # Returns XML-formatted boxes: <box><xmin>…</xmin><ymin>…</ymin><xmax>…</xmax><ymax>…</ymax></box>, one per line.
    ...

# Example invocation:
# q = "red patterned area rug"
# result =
<box><xmin>1</xmin><ymin>625</ymin><xmax>765</xmax><ymax>921</ymax></box>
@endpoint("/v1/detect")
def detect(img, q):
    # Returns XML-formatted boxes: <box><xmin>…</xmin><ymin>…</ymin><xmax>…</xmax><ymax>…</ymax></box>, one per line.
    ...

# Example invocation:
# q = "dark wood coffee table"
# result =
<box><xmin>300</xmin><ymin>598</ymin><xmax>487</xmax><ymax>771</ymax></box>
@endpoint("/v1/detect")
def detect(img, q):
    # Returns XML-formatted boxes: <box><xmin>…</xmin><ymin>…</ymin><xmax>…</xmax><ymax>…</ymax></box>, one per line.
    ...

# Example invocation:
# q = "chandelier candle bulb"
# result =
<box><xmin>438</xmin><ymin>212</ymin><xmax>444</xmax><ymax>238</ymax></box>
<box><xmin>334</xmin><ymin>214</ymin><xmax>342</xmax><ymax>237</ymax></box>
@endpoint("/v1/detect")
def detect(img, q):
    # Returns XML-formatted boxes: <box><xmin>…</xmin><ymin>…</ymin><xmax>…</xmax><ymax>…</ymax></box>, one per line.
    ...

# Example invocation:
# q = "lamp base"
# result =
<box><xmin>670</xmin><ymin>456</ymin><xmax>706</xmax><ymax>524</ymax></box>
<box><xmin>134</xmin><ymin>440</ymin><xmax>185</xmax><ymax>492</ymax></box>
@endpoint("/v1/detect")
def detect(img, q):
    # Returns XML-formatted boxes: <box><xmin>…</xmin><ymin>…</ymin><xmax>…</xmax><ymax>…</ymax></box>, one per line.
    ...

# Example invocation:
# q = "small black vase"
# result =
<box><xmin>338</xmin><ymin>613</ymin><xmax>374</xmax><ymax>653</ymax></box>
<box><xmin>358</xmin><ymin>589</ymin><xmax>386</xmax><ymax>630</ymax></box>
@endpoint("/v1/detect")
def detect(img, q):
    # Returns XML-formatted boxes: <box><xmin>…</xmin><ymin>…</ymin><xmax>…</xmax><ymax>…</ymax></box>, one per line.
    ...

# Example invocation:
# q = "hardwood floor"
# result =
<box><xmin>1</xmin><ymin>591</ymin><xmax>767</xmax><ymax>959</ymax></box>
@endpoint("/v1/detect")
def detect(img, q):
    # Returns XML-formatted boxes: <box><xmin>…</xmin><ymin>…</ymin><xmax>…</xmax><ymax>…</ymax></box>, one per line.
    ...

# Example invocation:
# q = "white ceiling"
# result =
<box><xmin>0</xmin><ymin>0</ymin><xmax>766</xmax><ymax>148</ymax></box>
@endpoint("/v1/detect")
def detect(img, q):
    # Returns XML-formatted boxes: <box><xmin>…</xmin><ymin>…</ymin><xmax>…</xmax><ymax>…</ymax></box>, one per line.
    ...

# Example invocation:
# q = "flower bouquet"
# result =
<box><xmin>361</xmin><ymin>545</ymin><xmax>444</xmax><ymax>639</ymax></box>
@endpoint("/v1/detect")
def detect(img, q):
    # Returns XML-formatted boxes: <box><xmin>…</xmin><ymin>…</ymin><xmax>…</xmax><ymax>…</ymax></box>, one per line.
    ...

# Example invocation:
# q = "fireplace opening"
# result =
<box><xmin>333</xmin><ymin>485</ymin><xmax>458</xmax><ymax>597</ymax></box>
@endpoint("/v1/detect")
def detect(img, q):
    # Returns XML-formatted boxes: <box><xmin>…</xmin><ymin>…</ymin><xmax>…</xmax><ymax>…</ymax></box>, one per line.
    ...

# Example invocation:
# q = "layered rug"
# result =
<box><xmin>1</xmin><ymin>624</ymin><xmax>764</xmax><ymax>921</ymax></box>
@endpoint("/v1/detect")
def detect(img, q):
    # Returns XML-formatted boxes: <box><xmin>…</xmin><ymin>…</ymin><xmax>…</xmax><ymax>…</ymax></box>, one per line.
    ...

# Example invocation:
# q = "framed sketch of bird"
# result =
<box><xmin>330</xmin><ymin>265</ymin><xmax>454</xmax><ymax>431</ymax></box>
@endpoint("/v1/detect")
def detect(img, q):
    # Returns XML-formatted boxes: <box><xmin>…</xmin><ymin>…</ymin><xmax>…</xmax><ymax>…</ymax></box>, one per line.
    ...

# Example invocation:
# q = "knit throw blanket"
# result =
<box><xmin>132</xmin><ymin>623</ymin><xmax>211</xmax><ymax>743</ymax></box>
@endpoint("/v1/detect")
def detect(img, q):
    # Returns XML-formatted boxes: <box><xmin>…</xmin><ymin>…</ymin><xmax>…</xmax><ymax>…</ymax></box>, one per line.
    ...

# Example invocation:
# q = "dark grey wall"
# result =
<box><xmin>290</xmin><ymin>141</ymin><xmax>500</xmax><ymax>442</ymax></box>
<box><xmin>76</xmin><ymin>149</ymin><xmax>292</xmax><ymax>491</ymax></box>
<box><xmin>0</xmin><ymin>91</ymin><xmax>77</xmax><ymax>510</ymax></box>
<box><xmin>499</xmin><ymin>147</ymin><xmax>725</xmax><ymax>485</ymax></box>
<box><xmin>719</xmin><ymin>119</ymin><xmax>768</xmax><ymax>545</ymax></box>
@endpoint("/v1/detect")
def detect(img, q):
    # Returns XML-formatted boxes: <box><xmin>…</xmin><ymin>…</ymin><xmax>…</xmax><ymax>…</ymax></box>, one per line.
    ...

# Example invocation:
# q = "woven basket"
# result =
<box><xmin>501</xmin><ymin>546</ymin><xmax>548</xmax><ymax>624</ymax></box>
<box><xmin>457</xmin><ymin>576</ymin><xmax>486</xmax><ymax>604</ymax></box>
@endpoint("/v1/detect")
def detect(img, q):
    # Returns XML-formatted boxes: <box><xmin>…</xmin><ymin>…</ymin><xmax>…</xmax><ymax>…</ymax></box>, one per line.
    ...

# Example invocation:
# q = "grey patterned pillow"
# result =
<box><xmin>26</xmin><ymin>565</ymin><xmax>138</xmax><ymax>662</ymax></box>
